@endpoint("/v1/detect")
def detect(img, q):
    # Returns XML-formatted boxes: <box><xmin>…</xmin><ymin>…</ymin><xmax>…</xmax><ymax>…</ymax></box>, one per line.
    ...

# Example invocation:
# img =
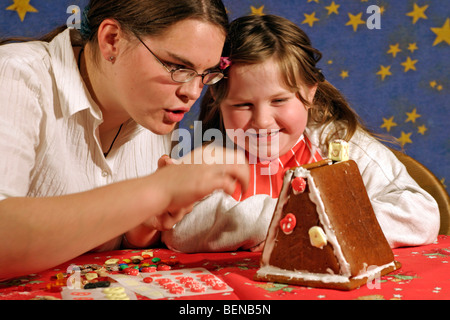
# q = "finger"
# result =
<box><xmin>158</xmin><ymin>155</ymin><xmax>170</xmax><ymax>169</ymax></box>
<box><xmin>223</xmin><ymin>164</ymin><xmax>250</xmax><ymax>192</ymax></box>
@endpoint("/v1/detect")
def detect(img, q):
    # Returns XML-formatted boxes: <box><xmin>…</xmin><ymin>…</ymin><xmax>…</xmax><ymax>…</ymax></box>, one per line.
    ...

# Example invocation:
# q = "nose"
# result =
<box><xmin>176</xmin><ymin>77</ymin><xmax>204</xmax><ymax>103</ymax></box>
<box><xmin>251</xmin><ymin>105</ymin><xmax>275</xmax><ymax>129</ymax></box>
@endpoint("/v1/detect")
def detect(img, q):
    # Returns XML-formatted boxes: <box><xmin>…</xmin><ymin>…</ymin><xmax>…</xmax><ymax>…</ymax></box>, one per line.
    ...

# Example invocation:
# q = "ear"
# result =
<box><xmin>307</xmin><ymin>83</ymin><xmax>318</xmax><ymax>104</ymax></box>
<box><xmin>96</xmin><ymin>19</ymin><xmax>124</xmax><ymax>62</ymax></box>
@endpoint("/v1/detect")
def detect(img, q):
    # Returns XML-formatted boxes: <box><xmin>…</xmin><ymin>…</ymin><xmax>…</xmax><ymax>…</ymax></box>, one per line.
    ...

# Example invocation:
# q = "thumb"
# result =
<box><xmin>158</xmin><ymin>154</ymin><xmax>174</xmax><ymax>169</ymax></box>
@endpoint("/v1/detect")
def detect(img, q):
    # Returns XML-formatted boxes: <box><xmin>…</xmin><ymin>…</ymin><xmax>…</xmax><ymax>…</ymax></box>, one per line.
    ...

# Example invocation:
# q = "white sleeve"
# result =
<box><xmin>162</xmin><ymin>191</ymin><xmax>277</xmax><ymax>253</ymax></box>
<box><xmin>348</xmin><ymin>131</ymin><xmax>440</xmax><ymax>248</ymax></box>
<box><xmin>0</xmin><ymin>55</ymin><xmax>42</xmax><ymax>200</ymax></box>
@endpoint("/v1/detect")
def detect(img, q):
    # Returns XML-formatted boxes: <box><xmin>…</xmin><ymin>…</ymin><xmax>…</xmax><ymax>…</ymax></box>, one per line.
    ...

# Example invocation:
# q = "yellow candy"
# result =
<box><xmin>104</xmin><ymin>258</ymin><xmax>120</xmax><ymax>265</ymax></box>
<box><xmin>328</xmin><ymin>139</ymin><xmax>349</xmax><ymax>162</ymax></box>
<box><xmin>85</xmin><ymin>272</ymin><xmax>98</xmax><ymax>281</ymax></box>
<box><xmin>308</xmin><ymin>226</ymin><xmax>328</xmax><ymax>249</ymax></box>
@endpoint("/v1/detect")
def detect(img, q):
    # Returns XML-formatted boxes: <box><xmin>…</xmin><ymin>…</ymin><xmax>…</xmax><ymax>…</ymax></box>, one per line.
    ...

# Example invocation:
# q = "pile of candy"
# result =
<box><xmin>59</xmin><ymin>250</ymin><xmax>179</xmax><ymax>291</ymax></box>
<box><xmin>103</xmin><ymin>251</ymin><xmax>179</xmax><ymax>276</ymax></box>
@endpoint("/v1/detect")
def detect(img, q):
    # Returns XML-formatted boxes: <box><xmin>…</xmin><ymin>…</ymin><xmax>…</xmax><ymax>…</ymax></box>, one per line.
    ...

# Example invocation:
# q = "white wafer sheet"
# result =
<box><xmin>61</xmin><ymin>284</ymin><xmax>137</xmax><ymax>300</ymax></box>
<box><xmin>109</xmin><ymin>268</ymin><xmax>233</xmax><ymax>299</ymax></box>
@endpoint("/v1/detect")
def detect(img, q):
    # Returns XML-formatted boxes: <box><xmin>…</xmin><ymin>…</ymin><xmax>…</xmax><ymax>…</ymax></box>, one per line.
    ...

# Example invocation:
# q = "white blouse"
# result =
<box><xmin>0</xmin><ymin>29</ymin><xmax>172</xmax><ymax>200</ymax></box>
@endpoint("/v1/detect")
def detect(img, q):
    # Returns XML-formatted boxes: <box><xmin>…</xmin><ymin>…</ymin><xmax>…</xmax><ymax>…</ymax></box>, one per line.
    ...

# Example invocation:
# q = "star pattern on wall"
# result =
<box><xmin>1</xmin><ymin>0</ymin><xmax>447</xmax><ymax>187</ymax></box>
<box><xmin>5</xmin><ymin>0</ymin><xmax>37</xmax><ymax>22</ymax></box>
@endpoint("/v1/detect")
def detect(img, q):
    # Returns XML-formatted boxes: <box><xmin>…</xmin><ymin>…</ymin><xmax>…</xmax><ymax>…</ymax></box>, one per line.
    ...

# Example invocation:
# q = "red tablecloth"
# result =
<box><xmin>1</xmin><ymin>235</ymin><xmax>449</xmax><ymax>301</ymax></box>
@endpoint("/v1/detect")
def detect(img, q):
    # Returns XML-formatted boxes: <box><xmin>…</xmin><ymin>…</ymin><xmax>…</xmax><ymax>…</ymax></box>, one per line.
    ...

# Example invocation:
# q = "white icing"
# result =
<box><xmin>256</xmin><ymin>265</ymin><xmax>350</xmax><ymax>283</ymax></box>
<box><xmin>256</xmin><ymin>261</ymin><xmax>396</xmax><ymax>284</ymax></box>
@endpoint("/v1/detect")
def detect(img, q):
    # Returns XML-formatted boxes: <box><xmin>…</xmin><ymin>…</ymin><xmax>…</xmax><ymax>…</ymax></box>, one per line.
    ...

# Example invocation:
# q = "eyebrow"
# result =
<box><xmin>166</xmin><ymin>51</ymin><xmax>221</xmax><ymax>71</ymax></box>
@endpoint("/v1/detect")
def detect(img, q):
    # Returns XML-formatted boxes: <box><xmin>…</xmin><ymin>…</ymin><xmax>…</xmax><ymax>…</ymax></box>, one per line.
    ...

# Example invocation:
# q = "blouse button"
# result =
<box><xmin>101</xmin><ymin>170</ymin><xmax>109</xmax><ymax>177</ymax></box>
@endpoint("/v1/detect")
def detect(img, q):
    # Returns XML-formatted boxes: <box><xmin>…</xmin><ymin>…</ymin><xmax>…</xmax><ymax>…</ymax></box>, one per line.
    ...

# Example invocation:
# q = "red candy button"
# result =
<box><xmin>280</xmin><ymin>213</ymin><xmax>296</xmax><ymax>235</ymax></box>
<box><xmin>170</xmin><ymin>286</ymin><xmax>185</xmax><ymax>294</ymax></box>
<box><xmin>291</xmin><ymin>177</ymin><xmax>307</xmax><ymax>194</ymax></box>
<box><xmin>157</xmin><ymin>264</ymin><xmax>171</xmax><ymax>271</ymax></box>
<box><xmin>212</xmin><ymin>282</ymin><xmax>227</xmax><ymax>290</ymax></box>
<box><xmin>143</xmin><ymin>277</ymin><xmax>153</xmax><ymax>284</ymax></box>
<box><xmin>190</xmin><ymin>284</ymin><xmax>206</xmax><ymax>293</ymax></box>
<box><xmin>125</xmin><ymin>268</ymin><xmax>139</xmax><ymax>276</ymax></box>
<box><xmin>140</xmin><ymin>266</ymin><xmax>157</xmax><ymax>273</ymax></box>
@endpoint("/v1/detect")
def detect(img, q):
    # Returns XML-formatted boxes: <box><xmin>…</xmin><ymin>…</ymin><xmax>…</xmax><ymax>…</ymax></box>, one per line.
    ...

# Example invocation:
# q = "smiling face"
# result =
<box><xmin>109</xmin><ymin>19</ymin><xmax>226</xmax><ymax>135</ymax></box>
<box><xmin>220</xmin><ymin>57</ymin><xmax>316</xmax><ymax>160</ymax></box>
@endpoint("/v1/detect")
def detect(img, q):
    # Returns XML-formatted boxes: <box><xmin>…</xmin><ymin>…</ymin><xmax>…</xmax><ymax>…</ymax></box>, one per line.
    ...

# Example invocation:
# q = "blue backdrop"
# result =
<box><xmin>1</xmin><ymin>0</ymin><xmax>448</xmax><ymax>190</ymax></box>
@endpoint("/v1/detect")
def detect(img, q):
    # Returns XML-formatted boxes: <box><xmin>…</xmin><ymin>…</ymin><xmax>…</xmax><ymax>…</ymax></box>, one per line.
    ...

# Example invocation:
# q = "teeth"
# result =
<box><xmin>250</xmin><ymin>130</ymin><xmax>279</xmax><ymax>137</ymax></box>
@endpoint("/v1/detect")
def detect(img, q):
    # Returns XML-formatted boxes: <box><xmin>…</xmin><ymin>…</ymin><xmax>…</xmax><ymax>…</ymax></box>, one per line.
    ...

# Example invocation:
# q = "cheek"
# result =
<box><xmin>221</xmin><ymin>108</ymin><xmax>250</xmax><ymax>131</ymax></box>
<box><xmin>281</xmin><ymin>104</ymin><xmax>309</xmax><ymax>133</ymax></box>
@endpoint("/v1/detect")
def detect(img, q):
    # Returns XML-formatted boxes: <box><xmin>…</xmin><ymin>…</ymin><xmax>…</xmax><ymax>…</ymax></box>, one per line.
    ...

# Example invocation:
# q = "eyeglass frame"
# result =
<box><xmin>135</xmin><ymin>34</ymin><xmax>225</xmax><ymax>85</ymax></box>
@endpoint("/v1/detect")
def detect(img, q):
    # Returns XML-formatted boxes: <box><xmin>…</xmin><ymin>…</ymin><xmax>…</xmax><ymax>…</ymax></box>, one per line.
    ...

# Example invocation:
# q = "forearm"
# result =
<box><xmin>0</xmin><ymin>175</ymin><xmax>169</xmax><ymax>280</ymax></box>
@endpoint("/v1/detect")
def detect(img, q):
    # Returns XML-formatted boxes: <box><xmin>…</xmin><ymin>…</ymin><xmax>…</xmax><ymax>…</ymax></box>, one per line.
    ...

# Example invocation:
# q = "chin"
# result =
<box><xmin>142</xmin><ymin>121</ymin><xmax>177</xmax><ymax>136</ymax></box>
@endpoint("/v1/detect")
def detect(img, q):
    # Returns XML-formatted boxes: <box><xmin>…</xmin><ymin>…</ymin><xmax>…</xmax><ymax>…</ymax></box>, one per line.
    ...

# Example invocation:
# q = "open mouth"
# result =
<box><xmin>164</xmin><ymin>109</ymin><xmax>188</xmax><ymax>123</ymax></box>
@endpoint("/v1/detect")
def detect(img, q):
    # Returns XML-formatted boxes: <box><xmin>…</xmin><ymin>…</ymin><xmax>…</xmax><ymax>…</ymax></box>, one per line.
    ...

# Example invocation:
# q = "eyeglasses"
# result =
<box><xmin>136</xmin><ymin>35</ymin><xmax>224</xmax><ymax>86</ymax></box>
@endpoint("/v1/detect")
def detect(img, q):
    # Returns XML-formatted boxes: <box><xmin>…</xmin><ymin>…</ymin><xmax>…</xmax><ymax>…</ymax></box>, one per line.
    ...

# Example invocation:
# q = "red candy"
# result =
<box><xmin>280</xmin><ymin>213</ymin><xmax>296</xmax><ymax>235</ymax></box>
<box><xmin>199</xmin><ymin>274</ymin><xmax>215</xmax><ymax>282</ymax></box>
<box><xmin>125</xmin><ymin>268</ymin><xmax>139</xmax><ymax>276</ymax></box>
<box><xmin>169</xmin><ymin>286</ymin><xmax>185</xmax><ymax>294</ymax></box>
<box><xmin>291</xmin><ymin>177</ymin><xmax>306</xmax><ymax>194</ymax></box>
<box><xmin>157</xmin><ymin>264</ymin><xmax>171</xmax><ymax>271</ymax></box>
<box><xmin>140</xmin><ymin>266</ymin><xmax>157</xmax><ymax>273</ymax></box>
<box><xmin>143</xmin><ymin>277</ymin><xmax>153</xmax><ymax>283</ymax></box>
<box><xmin>156</xmin><ymin>278</ymin><xmax>172</xmax><ymax>285</ymax></box>
<box><xmin>176</xmin><ymin>276</ymin><xmax>194</xmax><ymax>284</ymax></box>
<box><xmin>212</xmin><ymin>282</ymin><xmax>227</xmax><ymax>290</ymax></box>
<box><xmin>190</xmin><ymin>283</ymin><xmax>206</xmax><ymax>293</ymax></box>
<box><xmin>163</xmin><ymin>282</ymin><xmax>177</xmax><ymax>290</ymax></box>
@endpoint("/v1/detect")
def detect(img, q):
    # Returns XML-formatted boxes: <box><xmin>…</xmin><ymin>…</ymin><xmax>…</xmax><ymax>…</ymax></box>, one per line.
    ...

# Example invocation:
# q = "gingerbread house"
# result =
<box><xmin>255</xmin><ymin>156</ymin><xmax>401</xmax><ymax>290</ymax></box>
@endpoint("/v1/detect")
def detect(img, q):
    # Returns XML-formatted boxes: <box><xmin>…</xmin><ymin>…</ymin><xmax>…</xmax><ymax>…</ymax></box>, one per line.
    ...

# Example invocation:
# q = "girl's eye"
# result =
<box><xmin>273</xmin><ymin>98</ymin><xmax>288</xmax><ymax>104</ymax></box>
<box><xmin>232</xmin><ymin>103</ymin><xmax>252</xmax><ymax>108</ymax></box>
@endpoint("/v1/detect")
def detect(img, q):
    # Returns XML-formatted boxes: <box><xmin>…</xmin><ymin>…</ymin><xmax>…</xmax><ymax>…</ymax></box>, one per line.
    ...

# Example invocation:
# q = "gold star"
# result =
<box><xmin>430</xmin><ymin>80</ymin><xmax>437</xmax><ymax>88</ymax></box>
<box><xmin>406</xmin><ymin>3</ymin><xmax>428</xmax><ymax>24</ymax></box>
<box><xmin>6</xmin><ymin>0</ymin><xmax>38</xmax><ymax>22</ymax></box>
<box><xmin>397</xmin><ymin>132</ymin><xmax>413</xmax><ymax>147</ymax></box>
<box><xmin>376</xmin><ymin>65</ymin><xmax>392</xmax><ymax>81</ymax></box>
<box><xmin>401</xmin><ymin>57</ymin><xmax>418</xmax><ymax>72</ymax></box>
<box><xmin>407</xmin><ymin>43</ymin><xmax>418</xmax><ymax>53</ymax></box>
<box><xmin>340</xmin><ymin>70</ymin><xmax>349</xmax><ymax>79</ymax></box>
<box><xmin>441</xmin><ymin>178</ymin><xmax>447</xmax><ymax>189</ymax></box>
<box><xmin>251</xmin><ymin>5</ymin><xmax>265</xmax><ymax>16</ymax></box>
<box><xmin>325</xmin><ymin>1</ymin><xmax>340</xmax><ymax>15</ymax></box>
<box><xmin>302</xmin><ymin>12</ymin><xmax>319</xmax><ymax>27</ymax></box>
<box><xmin>345</xmin><ymin>12</ymin><xmax>365</xmax><ymax>32</ymax></box>
<box><xmin>308</xmin><ymin>0</ymin><xmax>320</xmax><ymax>3</ymax></box>
<box><xmin>437</xmin><ymin>84</ymin><xmax>443</xmax><ymax>91</ymax></box>
<box><xmin>431</xmin><ymin>18</ymin><xmax>450</xmax><ymax>46</ymax></box>
<box><xmin>417</xmin><ymin>125</ymin><xmax>428</xmax><ymax>135</ymax></box>
<box><xmin>380</xmin><ymin>116</ymin><xmax>398</xmax><ymax>132</ymax></box>
<box><xmin>387</xmin><ymin>44</ymin><xmax>402</xmax><ymax>58</ymax></box>
<box><xmin>405</xmin><ymin>108</ymin><xmax>421</xmax><ymax>123</ymax></box>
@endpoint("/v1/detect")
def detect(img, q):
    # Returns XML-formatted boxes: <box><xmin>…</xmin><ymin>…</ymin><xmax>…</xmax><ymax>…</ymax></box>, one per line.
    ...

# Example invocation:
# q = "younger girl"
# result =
<box><xmin>162</xmin><ymin>14</ymin><xmax>439</xmax><ymax>252</ymax></box>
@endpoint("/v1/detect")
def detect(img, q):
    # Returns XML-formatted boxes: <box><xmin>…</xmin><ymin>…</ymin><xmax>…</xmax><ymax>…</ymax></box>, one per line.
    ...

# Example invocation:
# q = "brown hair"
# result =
<box><xmin>200</xmin><ymin>14</ymin><xmax>374</xmax><ymax>149</ymax></box>
<box><xmin>1</xmin><ymin>0</ymin><xmax>228</xmax><ymax>47</ymax></box>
